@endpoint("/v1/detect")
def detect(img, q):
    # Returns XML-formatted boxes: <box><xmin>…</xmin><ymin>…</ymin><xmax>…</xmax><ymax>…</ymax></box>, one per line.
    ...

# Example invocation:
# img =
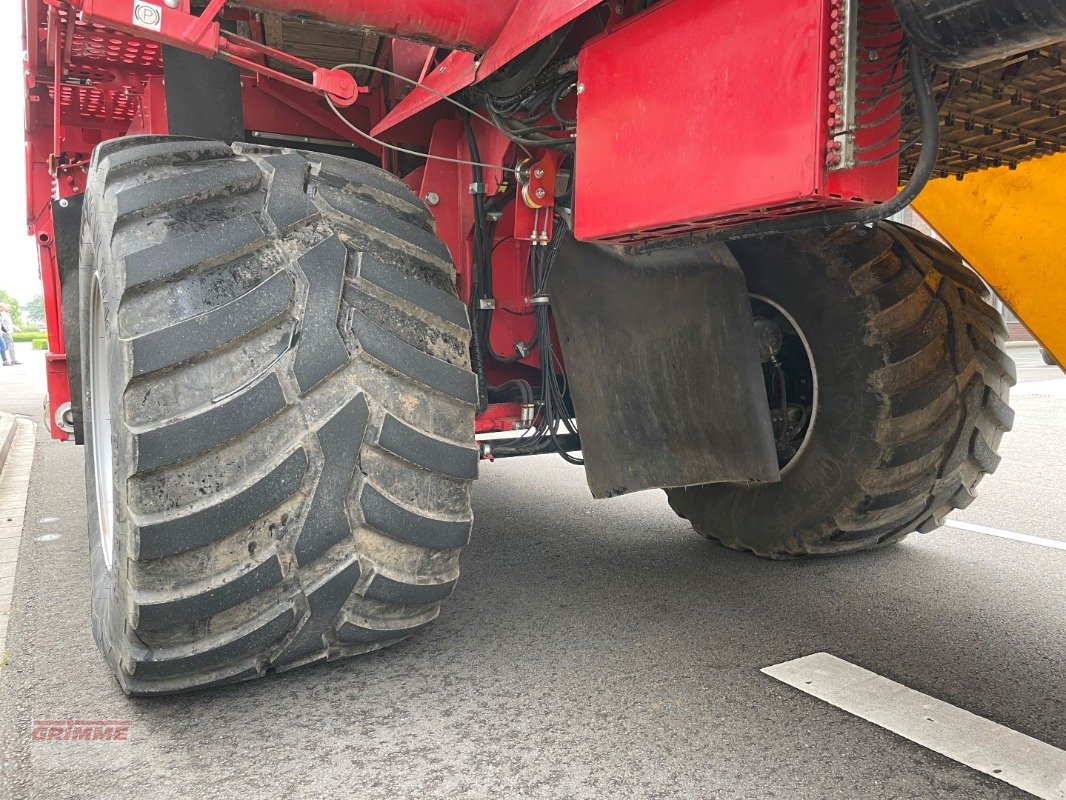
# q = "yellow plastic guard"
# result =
<box><xmin>913</xmin><ymin>152</ymin><xmax>1066</xmax><ymax>364</ymax></box>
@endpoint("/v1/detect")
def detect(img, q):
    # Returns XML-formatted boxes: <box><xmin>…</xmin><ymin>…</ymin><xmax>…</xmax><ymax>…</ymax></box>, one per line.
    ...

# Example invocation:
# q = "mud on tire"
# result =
<box><xmin>666</xmin><ymin>222</ymin><xmax>1015</xmax><ymax>558</ymax></box>
<box><xmin>80</xmin><ymin>136</ymin><xmax>477</xmax><ymax>694</ymax></box>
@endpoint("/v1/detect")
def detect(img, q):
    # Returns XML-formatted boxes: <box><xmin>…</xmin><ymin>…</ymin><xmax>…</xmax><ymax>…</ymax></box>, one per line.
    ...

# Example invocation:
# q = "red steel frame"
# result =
<box><xmin>24</xmin><ymin>0</ymin><xmax>579</xmax><ymax>440</ymax></box>
<box><xmin>23</xmin><ymin>0</ymin><xmax>901</xmax><ymax>441</ymax></box>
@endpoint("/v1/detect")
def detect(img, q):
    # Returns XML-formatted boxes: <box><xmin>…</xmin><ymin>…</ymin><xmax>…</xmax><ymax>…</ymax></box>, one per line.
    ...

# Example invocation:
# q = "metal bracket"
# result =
<box><xmin>828</xmin><ymin>0</ymin><xmax>860</xmax><ymax>171</ymax></box>
<box><xmin>69</xmin><ymin>0</ymin><xmax>363</xmax><ymax>105</ymax></box>
<box><xmin>218</xmin><ymin>33</ymin><xmax>362</xmax><ymax>106</ymax></box>
<box><xmin>519</xmin><ymin>154</ymin><xmax>558</xmax><ymax>209</ymax></box>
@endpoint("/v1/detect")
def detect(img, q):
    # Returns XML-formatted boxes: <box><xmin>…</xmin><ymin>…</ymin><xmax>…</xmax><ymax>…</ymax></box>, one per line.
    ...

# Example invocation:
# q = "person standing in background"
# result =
<box><xmin>0</xmin><ymin>303</ymin><xmax>20</xmax><ymax>365</ymax></box>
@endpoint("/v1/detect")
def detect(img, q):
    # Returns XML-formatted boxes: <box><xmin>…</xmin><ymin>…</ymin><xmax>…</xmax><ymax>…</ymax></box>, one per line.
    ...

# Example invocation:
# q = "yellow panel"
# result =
<box><xmin>912</xmin><ymin>152</ymin><xmax>1066</xmax><ymax>364</ymax></box>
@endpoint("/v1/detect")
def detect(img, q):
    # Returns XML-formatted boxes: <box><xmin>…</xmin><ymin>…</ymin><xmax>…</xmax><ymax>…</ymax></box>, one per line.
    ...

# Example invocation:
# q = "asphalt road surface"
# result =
<box><xmin>1</xmin><ymin>344</ymin><xmax>1063</xmax><ymax>800</ymax></box>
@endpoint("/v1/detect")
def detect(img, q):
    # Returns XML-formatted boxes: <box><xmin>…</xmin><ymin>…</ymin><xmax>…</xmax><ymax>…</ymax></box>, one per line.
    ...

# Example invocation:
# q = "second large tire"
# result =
<box><xmin>80</xmin><ymin>136</ymin><xmax>478</xmax><ymax>694</ymax></box>
<box><xmin>667</xmin><ymin>222</ymin><xmax>1015</xmax><ymax>558</ymax></box>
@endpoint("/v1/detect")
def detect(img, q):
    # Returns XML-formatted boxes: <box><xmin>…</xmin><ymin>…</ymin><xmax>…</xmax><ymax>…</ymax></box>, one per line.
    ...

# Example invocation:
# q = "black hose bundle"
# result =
<box><xmin>478</xmin><ymin>224</ymin><xmax>583</xmax><ymax>464</ymax></box>
<box><xmin>463</xmin><ymin>113</ymin><xmax>581</xmax><ymax>463</ymax></box>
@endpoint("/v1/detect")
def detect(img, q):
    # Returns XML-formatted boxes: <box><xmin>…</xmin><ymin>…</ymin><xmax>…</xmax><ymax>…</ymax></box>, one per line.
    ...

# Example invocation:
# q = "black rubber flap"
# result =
<box><xmin>52</xmin><ymin>194</ymin><xmax>85</xmax><ymax>442</ymax></box>
<box><xmin>548</xmin><ymin>235</ymin><xmax>780</xmax><ymax>498</ymax></box>
<box><xmin>163</xmin><ymin>30</ymin><xmax>244</xmax><ymax>143</ymax></box>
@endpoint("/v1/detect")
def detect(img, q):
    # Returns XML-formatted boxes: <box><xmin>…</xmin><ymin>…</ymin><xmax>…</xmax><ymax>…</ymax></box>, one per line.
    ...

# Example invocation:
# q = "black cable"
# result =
<box><xmin>492</xmin><ymin>378</ymin><xmax>533</xmax><ymax>405</ymax></box>
<box><xmin>854</xmin><ymin>110</ymin><xmax>920</xmax><ymax>153</ymax></box>
<box><xmin>478</xmin><ymin>65</ymin><xmax>578</xmax><ymax>153</ymax></box>
<box><xmin>531</xmin><ymin>222</ymin><xmax>583</xmax><ymax>464</ymax></box>
<box><xmin>461</xmin><ymin>114</ymin><xmax>491</xmax><ymax>409</ymax></box>
<box><xmin>856</xmin><ymin>62</ymin><xmax>954</xmax><ymax>167</ymax></box>
<box><xmin>492</xmin><ymin>225</ymin><xmax>581</xmax><ymax>463</ymax></box>
<box><xmin>484</xmin><ymin>24</ymin><xmax>572</xmax><ymax>100</ymax></box>
<box><xmin>487</xmin><ymin>106</ymin><xmax>576</xmax><ymax>153</ymax></box>
<box><xmin>551</xmin><ymin>81</ymin><xmax>578</xmax><ymax>127</ymax></box>
<box><xmin>855</xmin><ymin>133</ymin><xmax>922</xmax><ymax>166</ymax></box>
<box><xmin>853</xmin><ymin>96</ymin><xmax>907</xmax><ymax>132</ymax></box>
<box><xmin>464</xmin><ymin>114</ymin><xmax>522</xmax><ymax>367</ymax></box>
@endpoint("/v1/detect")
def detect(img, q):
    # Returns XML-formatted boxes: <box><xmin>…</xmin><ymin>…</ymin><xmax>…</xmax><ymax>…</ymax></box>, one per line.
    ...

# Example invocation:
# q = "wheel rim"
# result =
<box><xmin>750</xmin><ymin>294</ymin><xmax>818</xmax><ymax>476</ymax></box>
<box><xmin>89</xmin><ymin>279</ymin><xmax>115</xmax><ymax>570</ymax></box>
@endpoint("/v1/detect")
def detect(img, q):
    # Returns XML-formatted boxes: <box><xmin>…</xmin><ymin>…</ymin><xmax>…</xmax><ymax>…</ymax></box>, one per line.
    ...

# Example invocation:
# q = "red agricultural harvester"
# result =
<box><xmin>19</xmin><ymin>0</ymin><xmax>1066</xmax><ymax>693</ymax></box>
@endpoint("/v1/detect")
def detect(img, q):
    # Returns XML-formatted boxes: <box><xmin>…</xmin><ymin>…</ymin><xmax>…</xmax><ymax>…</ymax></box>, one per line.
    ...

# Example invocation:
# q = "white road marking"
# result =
<box><xmin>944</xmin><ymin>518</ymin><xmax>1066</xmax><ymax>552</ymax></box>
<box><xmin>763</xmin><ymin>653</ymin><xmax>1066</xmax><ymax>799</ymax></box>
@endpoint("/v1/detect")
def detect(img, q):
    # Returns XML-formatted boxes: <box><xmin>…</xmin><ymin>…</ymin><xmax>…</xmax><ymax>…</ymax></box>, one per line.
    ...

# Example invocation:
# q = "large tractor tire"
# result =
<box><xmin>667</xmin><ymin>222</ymin><xmax>1014</xmax><ymax>558</ymax></box>
<box><xmin>80</xmin><ymin>136</ymin><xmax>477</xmax><ymax>694</ymax></box>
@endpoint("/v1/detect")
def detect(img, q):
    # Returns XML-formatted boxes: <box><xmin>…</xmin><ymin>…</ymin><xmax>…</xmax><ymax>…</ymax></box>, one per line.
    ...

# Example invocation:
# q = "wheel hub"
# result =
<box><xmin>750</xmin><ymin>295</ymin><xmax>817</xmax><ymax>473</ymax></box>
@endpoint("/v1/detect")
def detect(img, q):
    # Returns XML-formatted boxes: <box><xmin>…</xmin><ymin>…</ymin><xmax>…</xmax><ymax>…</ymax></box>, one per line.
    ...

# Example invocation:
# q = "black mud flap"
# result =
<box><xmin>162</xmin><ymin>25</ymin><xmax>244</xmax><ymax>144</ymax></box>
<box><xmin>548</xmin><ymin>234</ymin><xmax>780</xmax><ymax>498</ymax></box>
<box><xmin>52</xmin><ymin>194</ymin><xmax>85</xmax><ymax>443</ymax></box>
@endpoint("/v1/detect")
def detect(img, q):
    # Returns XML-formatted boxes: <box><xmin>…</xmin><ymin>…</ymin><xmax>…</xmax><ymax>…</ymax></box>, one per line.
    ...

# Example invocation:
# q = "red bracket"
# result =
<box><xmin>219</xmin><ymin>34</ymin><xmax>361</xmax><ymax>106</ymax></box>
<box><xmin>520</xmin><ymin>153</ymin><xmax>559</xmax><ymax>210</ymax></box>
<box><xmin>514</xmin><ymin>152</ymin><xmax>562</xmax><ymax>242</ymax></box>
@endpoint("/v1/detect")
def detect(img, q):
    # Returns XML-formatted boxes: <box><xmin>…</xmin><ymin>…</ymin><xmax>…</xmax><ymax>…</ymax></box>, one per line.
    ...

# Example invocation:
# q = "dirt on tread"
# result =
<box><xmin>80</xmin><ymin>137</ymin><xmax>477</xmax><ymax>694</ymax></box>
<box><xmin>666</xmin><ymin>222</ymin><xmax>1014</xmax><ymax>558</ymax></box>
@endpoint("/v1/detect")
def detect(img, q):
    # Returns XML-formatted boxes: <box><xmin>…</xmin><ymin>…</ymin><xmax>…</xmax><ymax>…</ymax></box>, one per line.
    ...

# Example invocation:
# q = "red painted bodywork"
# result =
<box><xmin>21</xmin><ymin>0</ymin><xmax>386</xmax><ymax>439</ymax></box>
<box><xmin>371</xmin><ymin>0</ymin><xmax>603</xmax><ymax>137</ymax></box>
<box><xmin>230</xmin><ymin>0</ymin><xmax>521</xmax><ymax>52</ymax></box>
<box><xmin>574</xmin><ymin>0</ymin><xmax>900</xmax><ymax>242</ymax></box>
<box><xmin>22</xmin><ymin>0</ymin><xmax>903</xmax><ymax>442</ymax></box>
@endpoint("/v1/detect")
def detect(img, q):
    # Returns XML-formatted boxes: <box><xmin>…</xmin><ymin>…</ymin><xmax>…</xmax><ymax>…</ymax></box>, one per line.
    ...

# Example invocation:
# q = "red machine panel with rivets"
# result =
<box><xmin>574</xmin><ymin>0</ymin><xmax>901</xmax><ymax>243</ymax></box>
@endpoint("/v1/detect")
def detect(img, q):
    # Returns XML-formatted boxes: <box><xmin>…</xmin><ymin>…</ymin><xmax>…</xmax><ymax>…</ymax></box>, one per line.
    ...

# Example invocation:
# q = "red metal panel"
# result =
<box><xmin>244</xmin><ymin>78</ymin><xmax>381</xmax><ymax>154</ymax></box>
<box><xmin>473</xmin><ymin>0</ymin><xmax>602</xmax><ymax>79</ymax></box>
<box><xmin>372</xmin><ymin>0</ymin><xmax>601</xmax><ymax>137</ymax></box>
<box><xmin>73</xmin><ymin>0</ymin><xmax>220</xmax><ymax>56</ymax></box>
<box><xmin>370</xmin><ymin>50</ymin><xmax>476</xmax><ymax>138</ymax></box>
<box><xmin>415</xmin><ymin>119</ymin><xmax>472</xmax><ymax>300</ymax></box>
<box><xmin>230</xmin><ymin>0</ymin><xmax>518</xmax><ymax>51</ymax></box>
<box><xmin>574</xmin><ymin>0</ymin><xmax>899</xmax><ymax>242</ymax></box>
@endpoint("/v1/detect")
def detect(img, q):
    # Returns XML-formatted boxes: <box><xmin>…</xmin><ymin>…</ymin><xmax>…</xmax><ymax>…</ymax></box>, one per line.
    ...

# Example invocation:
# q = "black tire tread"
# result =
<box><xmin>82</xmin><ymin>139</ymin><xmax>476</xmax><ymax>694</ymax></box>
<box><xmin>667</xmin><ymin>221</ymin><xmax>1014</xmax><ymax>557</ymax></box>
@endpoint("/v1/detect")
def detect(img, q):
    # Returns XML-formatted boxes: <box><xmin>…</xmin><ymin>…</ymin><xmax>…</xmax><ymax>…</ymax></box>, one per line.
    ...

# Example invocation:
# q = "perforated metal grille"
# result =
<box><xmin>39</xmin><ymin>6</ymin><xmax>162</xmax><ymax>128</ymax></box>
<box><xmin>900</xmin><ymin>45</ymin><xmax>1066</xmax><ymax>180</ymax></box>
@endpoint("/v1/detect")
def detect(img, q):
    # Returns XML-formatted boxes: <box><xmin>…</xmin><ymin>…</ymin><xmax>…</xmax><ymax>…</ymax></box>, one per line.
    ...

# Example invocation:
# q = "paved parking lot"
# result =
<box><xmin>0</xmin><ymin>344</ymin><xmax>1063</xmax><ymax>800</ymax></box>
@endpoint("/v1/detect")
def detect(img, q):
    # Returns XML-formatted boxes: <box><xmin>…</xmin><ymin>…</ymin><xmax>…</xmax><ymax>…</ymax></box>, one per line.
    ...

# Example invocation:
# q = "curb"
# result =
<box><xmin>0</xmin><ymin>413</ymin><xmax>16</xmax><ymax>477</ymax></box>
<box><xmin>0</xmin><ymin>416</ymin><xmax>36</xmax><ymax>654</ymax></box>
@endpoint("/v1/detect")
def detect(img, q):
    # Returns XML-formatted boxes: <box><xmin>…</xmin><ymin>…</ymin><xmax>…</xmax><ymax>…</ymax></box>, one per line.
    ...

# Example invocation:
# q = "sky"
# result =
<box><xmin>1</xmin><ymin>2</ymin><xmax>49</xmax><ymax>305</ymax></box>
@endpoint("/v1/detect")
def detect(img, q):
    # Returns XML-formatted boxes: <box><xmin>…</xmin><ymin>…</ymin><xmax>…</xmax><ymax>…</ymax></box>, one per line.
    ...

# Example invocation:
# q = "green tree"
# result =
<box><xmin>24</xmin><ymin>294</ymin><xmax>44</xmax><ymax>327</ymax></box>
<box><xmin>0</xmin><ymin>291</ymin><xmax>21</xmax><ymax>326</ymax></box>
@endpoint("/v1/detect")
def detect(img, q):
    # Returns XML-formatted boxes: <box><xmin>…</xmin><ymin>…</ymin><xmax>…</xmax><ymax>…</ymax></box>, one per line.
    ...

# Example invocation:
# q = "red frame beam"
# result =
<box><xmin>229</xmin><ymin>0</ymin><xmax>519</xmax><ymax>52</ymax></box>
<box><xmin>70</xmin><ymin>0</ymin><xmax>360</xmax><ymax>104</ymax></box>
